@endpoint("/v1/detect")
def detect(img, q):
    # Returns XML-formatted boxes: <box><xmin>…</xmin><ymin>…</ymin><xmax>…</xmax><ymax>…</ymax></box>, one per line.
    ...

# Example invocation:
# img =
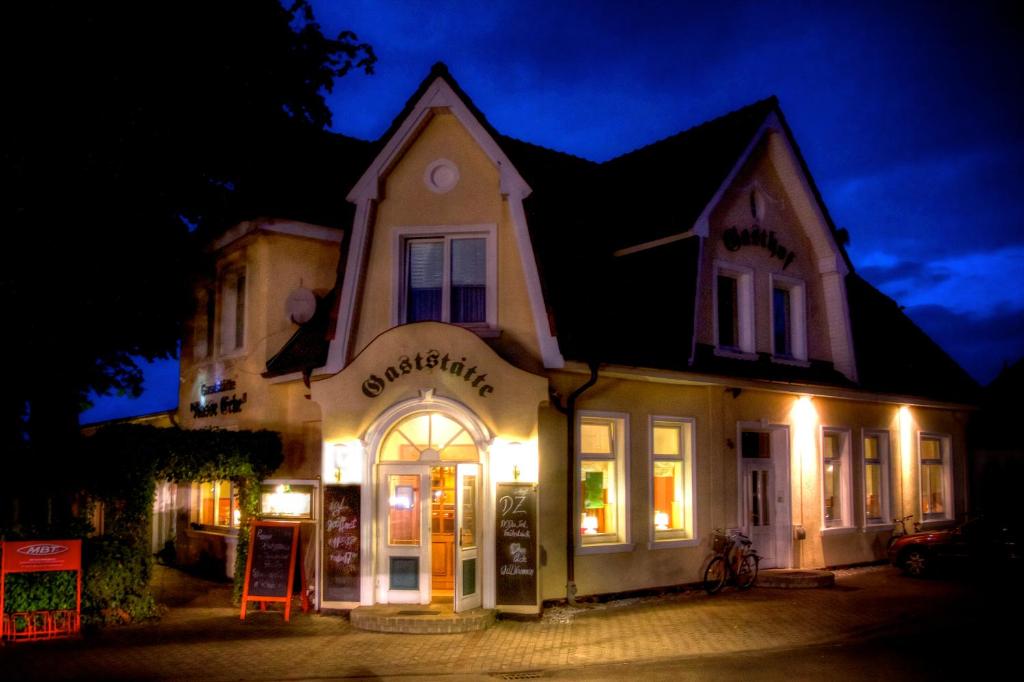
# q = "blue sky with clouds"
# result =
<box><xmin>81</xmin><ymin>0</ymin><xmax>1024</xmax><ymax>423</ymax></box>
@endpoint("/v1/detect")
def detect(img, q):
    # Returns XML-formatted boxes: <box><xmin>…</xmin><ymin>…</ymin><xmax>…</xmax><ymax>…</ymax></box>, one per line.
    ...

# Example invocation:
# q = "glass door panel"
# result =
<box><xmin>454</xmin><ymin>463</ymin><xmax>481</xmax><ymax>611</ymax></box>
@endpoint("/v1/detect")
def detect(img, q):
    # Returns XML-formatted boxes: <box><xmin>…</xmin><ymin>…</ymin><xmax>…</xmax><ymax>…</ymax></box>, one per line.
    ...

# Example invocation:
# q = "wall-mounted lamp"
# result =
<box><xmin>508</xmin><ymin>441</ymin><xmax>523</xmax><ymax>481</ymax></box>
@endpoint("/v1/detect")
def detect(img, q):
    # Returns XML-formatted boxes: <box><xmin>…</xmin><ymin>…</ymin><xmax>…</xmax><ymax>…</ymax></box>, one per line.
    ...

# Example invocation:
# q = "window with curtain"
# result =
<box><xmin>405</xmin><ymin>235</ymin><xmax>487</xmax><ymax>324</ymax></box>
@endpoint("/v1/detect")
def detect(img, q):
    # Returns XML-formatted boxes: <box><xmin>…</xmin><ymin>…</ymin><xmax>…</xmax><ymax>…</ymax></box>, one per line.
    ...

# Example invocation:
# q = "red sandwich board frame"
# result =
<box><xmin>1</xmin><ymin>539</ymin><xmax>82</xmax><ymax>642</ymax></box>
<box><xmin>240</xmin><ymin>521</ymin><xmax>306</xmax><ymax>622</ymax></box>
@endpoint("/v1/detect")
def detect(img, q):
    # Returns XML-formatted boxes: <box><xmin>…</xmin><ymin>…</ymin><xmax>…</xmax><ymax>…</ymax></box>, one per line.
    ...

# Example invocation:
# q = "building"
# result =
<box><xmin>174</xmin><ymin>64</ymin><xmax>978</xmax><ymax>613</ymax></box>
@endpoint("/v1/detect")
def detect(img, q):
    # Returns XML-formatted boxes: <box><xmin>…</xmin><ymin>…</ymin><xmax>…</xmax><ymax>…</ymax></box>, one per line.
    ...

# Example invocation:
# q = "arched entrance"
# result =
<box><xmin>367</xmin><ymin>395</ymin><xmax>489</xmax><ymax>610</ymax></box>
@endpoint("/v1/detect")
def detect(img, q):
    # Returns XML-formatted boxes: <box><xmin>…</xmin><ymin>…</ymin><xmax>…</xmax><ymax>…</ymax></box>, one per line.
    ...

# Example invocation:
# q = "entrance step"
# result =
<box><xmin>757</xmin><ymin>569</ymin><xmax>835</xmax><ymax>589</ymax></box>
<box><xmin>350</xmin><ymin>605</ymin><xmax>496</xmax><ymax>634</ymax></box>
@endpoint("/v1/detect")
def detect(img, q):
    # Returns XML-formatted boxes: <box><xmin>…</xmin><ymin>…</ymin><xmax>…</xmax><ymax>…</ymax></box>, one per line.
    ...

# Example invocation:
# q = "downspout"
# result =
<box><xmin>550</xmin><ymin>359</ymin><xmax>599</xmax><ymax>605</ymax></box>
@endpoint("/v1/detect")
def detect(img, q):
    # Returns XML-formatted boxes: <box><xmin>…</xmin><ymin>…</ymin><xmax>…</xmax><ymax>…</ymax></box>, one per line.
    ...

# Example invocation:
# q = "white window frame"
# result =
<box><xmin>769</xmin><ymin>273</ymin><xmax>807</xmax><ymax>362</ymax></box>
<box><xmin>219</xmin><ymin>268</ymin><xmax>247</xmax><ymax>356</ymax></box>
<box><xmin>576</xmin><ymin>411</ymin><xmax>631</xmax><ymax>554</ymax></box>
<box><xmin>648</xmin><ymin>416</ymin><xmax>698</xmax><ymax>548</ymax></box>
<box><xmin>821</xmin><ymin>427</ymin><xmax>853</xmax><ymax>532</ymax></box>
<box><xmin>392</xmin><ymin>224</ymin><xmax>498</xmax><ymax>330</ymax></box>
<box><xmin>918</xmin><ymin>432</ymin><xmax>953</xmax><ymax>524</ymax></box>
<box><xmin>861</xmin><ymin>429</ymin><xmax>892</xmax><ymax>528</ymax></box>
<box><xmin>713</xmin><ymin>261</ymin><xmax>755</xmax><ymax>356</ymax></box>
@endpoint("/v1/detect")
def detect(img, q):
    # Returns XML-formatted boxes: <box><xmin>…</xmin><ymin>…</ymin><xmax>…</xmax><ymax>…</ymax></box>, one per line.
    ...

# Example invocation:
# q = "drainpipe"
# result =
<box><xmin>550</xmin><ymin>360</ymin><xmax>599</xmax><ymax>605</ymax></box>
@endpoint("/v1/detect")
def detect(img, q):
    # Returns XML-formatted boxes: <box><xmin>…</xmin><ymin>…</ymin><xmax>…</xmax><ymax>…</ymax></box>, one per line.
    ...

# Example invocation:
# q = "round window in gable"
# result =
<box><xmin>424</xmin><ymin>158</ymin><xmax>460</xmax><ymax>194</ymax></box>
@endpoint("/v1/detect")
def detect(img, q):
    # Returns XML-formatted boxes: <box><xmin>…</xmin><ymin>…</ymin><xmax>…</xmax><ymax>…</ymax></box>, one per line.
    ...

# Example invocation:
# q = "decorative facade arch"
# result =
<box><xmin>363</xmin><ymin>390</ymin><xmax>492</xmax><ymax>466</ymax></box>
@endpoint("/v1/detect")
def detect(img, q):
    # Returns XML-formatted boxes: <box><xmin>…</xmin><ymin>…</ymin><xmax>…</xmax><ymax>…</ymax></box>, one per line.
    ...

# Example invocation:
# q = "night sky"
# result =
<box><xmin>82</xmin><ymin>0</ymin><xmax>1024</xmax><ymax>423</ymax></box>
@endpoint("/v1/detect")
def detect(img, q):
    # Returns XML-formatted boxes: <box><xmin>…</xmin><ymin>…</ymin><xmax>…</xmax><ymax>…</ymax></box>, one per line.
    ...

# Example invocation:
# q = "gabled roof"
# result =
<box><xmin>599</xmin><ymin>97</ymin><xmax>778</xmax><ymax>251</ymax></box>
<box><xmin>262</xmin><ymin>63</ymin><xmax>975</xmax><ymax>404</ymax></box>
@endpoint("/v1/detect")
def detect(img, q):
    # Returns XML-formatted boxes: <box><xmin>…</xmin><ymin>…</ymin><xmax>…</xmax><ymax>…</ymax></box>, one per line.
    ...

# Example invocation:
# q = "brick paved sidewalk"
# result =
<box><xmin>0</xmin><ymin>564</ymin><xmax>1007</xmax><ymax>680</ymax></box>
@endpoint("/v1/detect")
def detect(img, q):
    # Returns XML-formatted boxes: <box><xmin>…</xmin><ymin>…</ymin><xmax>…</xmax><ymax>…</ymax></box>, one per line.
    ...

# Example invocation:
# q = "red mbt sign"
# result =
<box><xmin>1</xmin><ymin>539</ymin><xmax>83</xmax><ymax>641</ymax></box>
<box><xmin>4</xmin><ymin>541</ymin><xmax>81</xmax><ymax>573</ymax></box>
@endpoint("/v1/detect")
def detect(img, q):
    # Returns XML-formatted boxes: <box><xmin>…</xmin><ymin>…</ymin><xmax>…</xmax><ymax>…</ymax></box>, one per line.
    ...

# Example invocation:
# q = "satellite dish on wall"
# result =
<box><xmin>286</xmin><ymin>288</ymin><xmax>316</xmax><ymax>324</ymax></box>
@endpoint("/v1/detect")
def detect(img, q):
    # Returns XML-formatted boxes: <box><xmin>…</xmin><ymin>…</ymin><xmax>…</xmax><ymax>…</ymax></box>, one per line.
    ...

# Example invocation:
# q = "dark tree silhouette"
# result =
<box><xmin>0</xmin><ymin>1</ymin><xmax>374</xmax><ymax>520</ymax></box>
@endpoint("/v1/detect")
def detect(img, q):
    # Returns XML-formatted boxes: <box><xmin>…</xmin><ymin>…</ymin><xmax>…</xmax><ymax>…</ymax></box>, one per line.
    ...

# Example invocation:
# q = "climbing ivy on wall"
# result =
<box><xmin>85</xmin><ymin>424</ymin><xmax>284</xmax><ymax>604</ymax></box>
<box><xmin>2</xmin><ymin>425</ymin><xmax>283</xmax><ymax>625</ymax></box>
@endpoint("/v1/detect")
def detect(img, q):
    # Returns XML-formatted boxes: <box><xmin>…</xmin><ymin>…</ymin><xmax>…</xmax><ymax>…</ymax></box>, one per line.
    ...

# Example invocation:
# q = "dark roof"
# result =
<box><xmin>846</xmin><ymin>273</ymin><xmax>979</xmax><ymax>403</ymax></box>
<box><xmin>599</xmin><ymin>98</ymin><xmax>777</xmax><ymax>251</ymax></box>
<box><xmin>262</xmin><ymin>63</ymin><xmax>975</xmax><ymax>404</ymax></box>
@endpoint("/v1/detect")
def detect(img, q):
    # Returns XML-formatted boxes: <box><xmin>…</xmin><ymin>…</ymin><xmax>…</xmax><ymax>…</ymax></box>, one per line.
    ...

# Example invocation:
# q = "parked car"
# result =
<box><xmin>888</xmin><ymin>516</ymin><xmax>1020</xmax><ymax>577</ymax></box>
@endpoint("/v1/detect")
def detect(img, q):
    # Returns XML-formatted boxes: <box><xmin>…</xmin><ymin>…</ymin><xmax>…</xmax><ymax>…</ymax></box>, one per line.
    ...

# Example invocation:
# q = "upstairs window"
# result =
<box><xmin>193</xmin><ymin>286</ymin><xmax>215</xmax><ymax>360</ymax></box>
<box><xmin>404</xmin><ymin>234</ymin><xmax>491</xmax><ymax>325</ymax></box>
<box><xmin>770</xmin><ymin>275</ymin><xmax>807</xmax><ymax>360</ymax></box>
<box><xmin>220</xmin><ymin>269</ymin><xmax>246</xmax><ymax>354</ymax></box>
<box><xmin>714</xmin><ymin>263</ymin><xmax>754</xmax><ymax>354</ymax></box>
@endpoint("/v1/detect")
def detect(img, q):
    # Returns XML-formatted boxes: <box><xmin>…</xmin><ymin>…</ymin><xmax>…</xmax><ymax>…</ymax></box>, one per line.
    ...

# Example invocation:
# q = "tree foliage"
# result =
<box><xmin>0</xmin><ymin>2</ymin><xmax>373</xmax><ymax>504</ymax></box>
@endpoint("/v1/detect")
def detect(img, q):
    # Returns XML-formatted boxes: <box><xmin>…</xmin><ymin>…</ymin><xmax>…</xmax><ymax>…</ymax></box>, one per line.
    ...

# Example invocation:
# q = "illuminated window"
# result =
<box><xmin>919</xmin><ymin>434</ymin><xmax>951</xmax><ymax>521</ymax></box>
<box><xmin>387</xmin><ymin>474</ymin><xmax>420</xmax><ymax>546</ymax></box>
<box><xmin>260</xmin><ymin>483</ymin><xmax>314</xmax><ymax>519</ymax></box>
<box><xmin>578</xmin><ymin>413</ymin><xmax>629</xmax><ymax>549</ymax></box>
<box><xmin>220</xmin><ymin>268</ymin><xmax>246</xmax><ymax>353</ymax></box>
<box><xmin>714</xmin><ymin>263</ymin><xmax>754</xmax><ymax>354</ymax></box>
<box><xmin>650</xmin><ymin>418</ymin><xmax>695</xmax><ymax>543</ymax></box>
<box><xmin>379</xmin><ymin>412</ymin><xmax>478</xmax><ymax>462</ymax></box>
<box><xmin>191</xmin><ymin>481</ymin><xmax>240</xmax><ymax>529</ymax></box>
<box><xmin>770</xmin><ymin>275</ymin><xmax>807</xmax><ymax>361</ymax></box>
<box><xmin>822</xmin><ymin>428</ymin><xmax>851</xmax><ymax>529</ymax></box>
<box><xmin>403</xmin><ymin>233</ymin><xmax>493</xmax><ymax>326</ymax></box>
<box><xmin>862</xmin><ymin>431</ymin><xmax>891</xmax><ymax>526</ymax></box>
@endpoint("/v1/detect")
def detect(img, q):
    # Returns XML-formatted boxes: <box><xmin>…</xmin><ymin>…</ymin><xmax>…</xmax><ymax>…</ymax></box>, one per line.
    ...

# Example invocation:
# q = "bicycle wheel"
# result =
<box><xmin>703</xmin><ymin>556</ymin><xmax>727</xmax><ymax>594</ymax></box>
<box><xmin>736</xmin><ymin>554</ymin><xmax>758</xmax><ymax>590</ymax></box>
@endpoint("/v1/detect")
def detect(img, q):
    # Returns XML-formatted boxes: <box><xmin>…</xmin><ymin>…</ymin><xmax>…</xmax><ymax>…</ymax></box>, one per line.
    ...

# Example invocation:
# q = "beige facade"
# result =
<box><xmin>172</xmin><ymin>67</ymin><xmax>973</xmax><ymax>613</ymax></box>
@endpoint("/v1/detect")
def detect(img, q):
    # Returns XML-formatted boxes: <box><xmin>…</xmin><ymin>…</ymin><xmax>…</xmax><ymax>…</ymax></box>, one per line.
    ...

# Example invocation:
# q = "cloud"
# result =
<box><xmin>856</xmin><ymin>245</ymin><xmax>1024</xmax><ymax>317</ymax></box>
<box><xmin>902</xmin><ymin>304</ymin><xmax>1024</xmax><ymax>386</ymax></box>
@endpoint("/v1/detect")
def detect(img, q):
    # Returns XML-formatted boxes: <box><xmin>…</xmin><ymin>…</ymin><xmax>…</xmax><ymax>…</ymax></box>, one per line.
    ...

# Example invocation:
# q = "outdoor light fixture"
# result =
<box><xmin>331</xmin><ymin>441</ymin><xmax>364</xmax><ymax>484</ymax></box>
<box><xmin>508</xmin><ymin>441</ymin><xmax>523</xmax><ymax>480</ymax></box>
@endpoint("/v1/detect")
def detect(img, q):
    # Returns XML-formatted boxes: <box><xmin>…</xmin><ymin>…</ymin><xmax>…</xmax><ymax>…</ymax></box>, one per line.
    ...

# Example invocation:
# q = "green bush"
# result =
<box><xmin>2</xmin><ymin>571</ymin><xmax>76</xmax><ymax>613</ymax></box>
<box><xmin>81</xmin><ymin>537</ymin><xmax>161</xmax><ymax>626</ymax></box>
<box><xmin>2</xmin><ymin>538</ymin><xmax>161</xmax><ymax>626</ymax></box>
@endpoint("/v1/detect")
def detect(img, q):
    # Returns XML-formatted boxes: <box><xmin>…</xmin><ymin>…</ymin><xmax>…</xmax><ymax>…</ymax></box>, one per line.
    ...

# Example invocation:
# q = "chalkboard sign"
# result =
<box><xmin>322</xmin><ymin>485</ymin><xmax>361</xmax><ymax>603</ymax></box>
<box><xmin>495</xmin><ymin>483</ymin><xmax>538</xmax><ymax>606</ymax></box>
<box><xmin>240</xmin><ymin>521</ymin><xmax>299</xmax><ymax>621</ymax></box>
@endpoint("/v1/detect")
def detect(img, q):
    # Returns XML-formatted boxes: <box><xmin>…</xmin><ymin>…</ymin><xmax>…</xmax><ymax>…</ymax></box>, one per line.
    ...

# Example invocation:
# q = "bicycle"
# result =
<box><xmin>703</xmin><ymin>528</ymin><xmax>759</xmax><ymax>594</ymax></box>
<box><xmin>887</xmin><ymin>515</ymin><xmax>920</xmax><ymax>549</ymax></box>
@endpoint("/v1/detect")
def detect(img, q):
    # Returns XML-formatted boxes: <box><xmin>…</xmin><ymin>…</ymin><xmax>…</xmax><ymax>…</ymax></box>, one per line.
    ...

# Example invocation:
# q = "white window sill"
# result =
<box><xmin>771</xmin><ymin>355</ymin><xmax>810</xmax><ymax>367</ymax></box>
<box><xmin>648</xmin><ymin>537</ymin><xmax>700</xmax><ymax>550</ymax></box>
<box><xmin>186</xmin><ymin>526</ymin><xmax>239</xmax><ymax>538</ymax></box>
<box><xmin>919</xmin><ymin>518</ymin><xmax>953</xmax><ymax>529</ymax></box>
<box><xmin>464</xmin><ymin>325</ymin><xmax>501</xmax><ymax>339</ymax></box>
<box><xmin>713</xmin><ymin>348</ymin><xmax>758</xmax><ymax>361</ymax></box>
<box><xmin>577</xmin><ymin>542</ymin><xmax>635</xmax><ymax>556</ymax></box>
<box><xmin>820</xmin><ymin>525</ymin><xmax>856</xmax><ymax>537</ymax></box>
<box><xmin>862</xmin><ymin>523</ymin><xmax>894</xmax><ymax>532</ymax></box>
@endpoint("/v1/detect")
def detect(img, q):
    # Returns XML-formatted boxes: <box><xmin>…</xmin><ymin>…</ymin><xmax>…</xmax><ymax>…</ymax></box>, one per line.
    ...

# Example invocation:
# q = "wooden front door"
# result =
<box><xmin>430</xmin><ymin>466</ymin><xmax>456</xmax><ymax>593</ymax></box>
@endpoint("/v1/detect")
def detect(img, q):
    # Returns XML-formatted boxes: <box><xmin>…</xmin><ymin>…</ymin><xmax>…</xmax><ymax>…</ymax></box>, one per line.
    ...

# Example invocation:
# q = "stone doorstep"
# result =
<box><xmin>350</xmin><ymin>605</ymin><xmax>497</xmax><ymax>634</ymax></box>
<box><xmin>756</xmin><ymin>568</ymin><xmax>835</xmax><ymax>588</ymax></box>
